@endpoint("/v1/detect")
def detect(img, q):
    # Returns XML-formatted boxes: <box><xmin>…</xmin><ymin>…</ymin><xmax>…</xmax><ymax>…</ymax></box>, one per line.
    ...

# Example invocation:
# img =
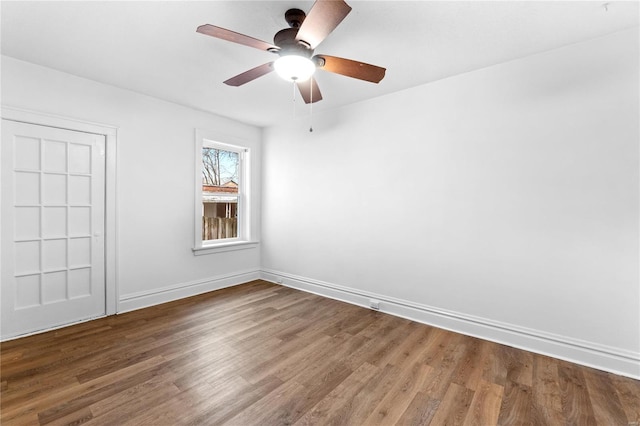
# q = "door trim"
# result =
<box><xmin>2</xmin><ymin>106</ymin><xmax>118</xmax><ymax>318</ymax></box>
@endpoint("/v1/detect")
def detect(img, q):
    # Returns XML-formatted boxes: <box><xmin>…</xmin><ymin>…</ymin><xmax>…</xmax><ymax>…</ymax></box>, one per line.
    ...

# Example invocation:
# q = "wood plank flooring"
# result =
<box><xmin>1</xmin><ymin>280</ymin><xmax>639</xmax><ymax>425</ymax></box>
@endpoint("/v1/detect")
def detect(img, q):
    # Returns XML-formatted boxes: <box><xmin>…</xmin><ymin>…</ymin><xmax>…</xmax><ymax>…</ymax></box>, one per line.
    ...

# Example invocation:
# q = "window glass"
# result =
<box><xmin>201</xmin><ymin>146</ymin><xmax>240</xmax><ymax>241</ymax></box>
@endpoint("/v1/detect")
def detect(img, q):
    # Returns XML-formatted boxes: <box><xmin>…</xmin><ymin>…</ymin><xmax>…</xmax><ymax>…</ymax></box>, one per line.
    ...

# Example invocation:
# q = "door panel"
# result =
<box><xmin>1</xmin><ymin>120</ymin><xmax>106</xmax><ymax>339</ymax></box>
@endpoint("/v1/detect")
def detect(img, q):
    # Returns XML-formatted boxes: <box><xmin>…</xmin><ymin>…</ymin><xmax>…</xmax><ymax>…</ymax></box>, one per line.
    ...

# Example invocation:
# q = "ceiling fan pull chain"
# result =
<box><xmin>309</xmin><ymin>82</ymin><xmax>313</xmax><ymax>132</ymax></box>
<box><xmin>292</xmin><ymin>80</ymin><xmax>297</xmax><ymax>119</ymax></box>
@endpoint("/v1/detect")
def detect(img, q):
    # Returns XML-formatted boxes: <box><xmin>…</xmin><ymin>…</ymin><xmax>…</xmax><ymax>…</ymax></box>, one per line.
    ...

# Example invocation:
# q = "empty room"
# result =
<box><xmin>1</xmin><ymin>1</ymin><xmax>639</xmax><ymax>425</ymax></box>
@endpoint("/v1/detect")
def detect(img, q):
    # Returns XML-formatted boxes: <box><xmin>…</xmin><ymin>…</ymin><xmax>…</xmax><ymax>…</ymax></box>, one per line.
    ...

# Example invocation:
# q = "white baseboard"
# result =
<box><xmin>118</xmin><ymin>269</ymin><xmax>261</xmax><ymax>314</ymax></box>
<box><xmin>260</xmin><ymin>269</ymin><xmax>640</xmax><ymax>380</ymax></box>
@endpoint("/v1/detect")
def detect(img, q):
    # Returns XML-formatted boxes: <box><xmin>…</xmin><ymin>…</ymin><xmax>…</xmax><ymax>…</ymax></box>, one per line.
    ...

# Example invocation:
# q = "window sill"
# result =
<box><xmin>192</xmin><ymin>241</ymin><xmax>259</xmax><ymax>256</ymax></box>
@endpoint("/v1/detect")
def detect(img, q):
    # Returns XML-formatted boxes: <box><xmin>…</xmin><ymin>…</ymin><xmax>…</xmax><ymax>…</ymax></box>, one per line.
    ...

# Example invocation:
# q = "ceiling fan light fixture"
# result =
<box><xmin>274</xmin><ymin>55</ymin><xmax>316</xmax><ymax>82</ymax></box>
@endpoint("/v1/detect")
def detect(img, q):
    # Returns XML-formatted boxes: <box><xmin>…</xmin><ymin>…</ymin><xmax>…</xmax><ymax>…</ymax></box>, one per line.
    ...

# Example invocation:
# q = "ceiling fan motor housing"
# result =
<box><xmin>273</xmin><ymin>27</ymin><xmax>313</xmax><ymax>58</ymax></box>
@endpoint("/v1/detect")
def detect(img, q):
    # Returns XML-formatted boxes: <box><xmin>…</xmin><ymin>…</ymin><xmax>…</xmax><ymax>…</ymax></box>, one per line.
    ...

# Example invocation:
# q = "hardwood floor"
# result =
<box><xmin>1</xmin><ymin>280</ymin><xmax>639</xmax><ymax>425</ymax></box>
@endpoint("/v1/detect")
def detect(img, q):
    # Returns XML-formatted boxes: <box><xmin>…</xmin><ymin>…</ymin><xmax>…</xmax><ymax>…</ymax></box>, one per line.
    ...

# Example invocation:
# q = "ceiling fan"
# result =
<box><xmin>196</xmin><ymin>0</ymin><xmax>386</xmax><ymax>104</ymax></box>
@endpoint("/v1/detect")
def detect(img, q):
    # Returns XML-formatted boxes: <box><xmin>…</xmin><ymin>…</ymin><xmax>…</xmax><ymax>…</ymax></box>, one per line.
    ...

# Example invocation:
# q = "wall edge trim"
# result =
<box><xmin>118</xmin><ymin>269</ymin><xmax>260</xmax><ymax>314</ymax></box>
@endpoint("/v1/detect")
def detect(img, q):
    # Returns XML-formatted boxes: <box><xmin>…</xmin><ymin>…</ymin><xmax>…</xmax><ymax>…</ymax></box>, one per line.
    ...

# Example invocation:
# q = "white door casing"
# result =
<box><xmin>1</xmin><ymin>119</ymin><xmax>107</xmax><ymax>339</ymax></box>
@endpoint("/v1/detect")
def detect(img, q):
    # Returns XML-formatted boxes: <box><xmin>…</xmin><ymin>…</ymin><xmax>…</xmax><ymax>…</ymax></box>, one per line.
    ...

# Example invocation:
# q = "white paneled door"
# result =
<box><xmin>1</xmin><ymin>120</ymin><xmax>106</xmax><ymax>339</ymax></box>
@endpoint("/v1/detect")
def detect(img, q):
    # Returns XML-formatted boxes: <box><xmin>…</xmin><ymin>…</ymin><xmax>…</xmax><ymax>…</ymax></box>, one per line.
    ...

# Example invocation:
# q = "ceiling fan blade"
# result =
<box><xmin>197</xmin><ymin>24</ymin><xmax>279</xmax><ymax>52</ymax></box>
<box><xmin>297</xmin><ymin>77</ymin><xmax>323</xmax><ymax>104</ymax></box>
<box><xmin>315</xmin><ymin>55</ymin><xmax>386</xmax><ymax>83</ymax></box>
<box><xmin>295</xmin><ymin>0</ymin><xmax>352</xmax><ymax>49</ymax></box>
<box><xmin>224</xmin><ymin>62</ymin><xmax>275</xmax><ymax>87</ymax></box>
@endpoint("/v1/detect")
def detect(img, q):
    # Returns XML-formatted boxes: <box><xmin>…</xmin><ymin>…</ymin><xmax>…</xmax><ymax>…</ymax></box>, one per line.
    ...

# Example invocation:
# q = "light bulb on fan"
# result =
<box><xmin>274</xmin><ymin>55</ymin><xmax>316</xmax><ymax>82</ymax></box>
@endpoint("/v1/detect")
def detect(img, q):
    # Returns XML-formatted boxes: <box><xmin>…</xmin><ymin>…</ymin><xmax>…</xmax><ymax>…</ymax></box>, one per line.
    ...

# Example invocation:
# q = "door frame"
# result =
<box><xmin>1</xmin><ymin>106</ymin><xmax>118</xmax><ymax>318</ymax></box>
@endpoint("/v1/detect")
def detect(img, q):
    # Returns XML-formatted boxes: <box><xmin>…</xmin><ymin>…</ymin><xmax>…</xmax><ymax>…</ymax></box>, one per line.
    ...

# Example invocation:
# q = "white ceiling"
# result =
<box><xmin>1</xmin><ymin>1</ymin><xmax>638</xmax><ymax>127</ymax></box>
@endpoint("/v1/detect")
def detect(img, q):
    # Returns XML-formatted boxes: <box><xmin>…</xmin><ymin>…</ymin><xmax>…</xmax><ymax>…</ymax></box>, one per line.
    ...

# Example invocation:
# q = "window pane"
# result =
<box><xmin>202</xmin><ymin>207</ymin><xmax>237</xmax><ymax>240</ymax></box>
<box><xmin>202</xmin><ymin>147</ymin><xmax>238</xmax><ymax>186</ymax></box>
<box><xmin>202</xmin><ymin>147</ymin><xmax>239</xmax><ymax>241</ymax></box>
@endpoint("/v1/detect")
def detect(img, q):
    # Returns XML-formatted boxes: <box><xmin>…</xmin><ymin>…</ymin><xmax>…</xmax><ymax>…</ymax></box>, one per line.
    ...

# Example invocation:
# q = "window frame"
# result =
<box><xmin>193</xmin><ymin>129</ymin><xmax>257</xmax><ymax>255</ymax></box>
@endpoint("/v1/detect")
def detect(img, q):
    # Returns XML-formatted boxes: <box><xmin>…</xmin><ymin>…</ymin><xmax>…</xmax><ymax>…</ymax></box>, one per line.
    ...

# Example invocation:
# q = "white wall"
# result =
<box><xmin>262</xmin><ymin>28</ymin><xmax>639</xmax><ymax>378</ymax></box>
<box><xmin>2</xmin><ymin>55</ymin><xmax>262</xmax><ymax>311</ymax></box>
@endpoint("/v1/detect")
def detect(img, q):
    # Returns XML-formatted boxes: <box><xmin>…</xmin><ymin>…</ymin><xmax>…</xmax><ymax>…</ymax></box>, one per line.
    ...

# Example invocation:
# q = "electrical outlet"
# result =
<box><xmin>369</xmin><ymin>299</ymin><xmax>380</xmax><ymax>310</ymax></box>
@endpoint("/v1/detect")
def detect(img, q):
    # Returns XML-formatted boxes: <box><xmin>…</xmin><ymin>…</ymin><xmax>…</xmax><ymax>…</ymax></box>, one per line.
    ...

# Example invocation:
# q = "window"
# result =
<box><xmin>194</xmin><ymin>131</ymin><xmax>255</xmax><ymax>254</ymax></box>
